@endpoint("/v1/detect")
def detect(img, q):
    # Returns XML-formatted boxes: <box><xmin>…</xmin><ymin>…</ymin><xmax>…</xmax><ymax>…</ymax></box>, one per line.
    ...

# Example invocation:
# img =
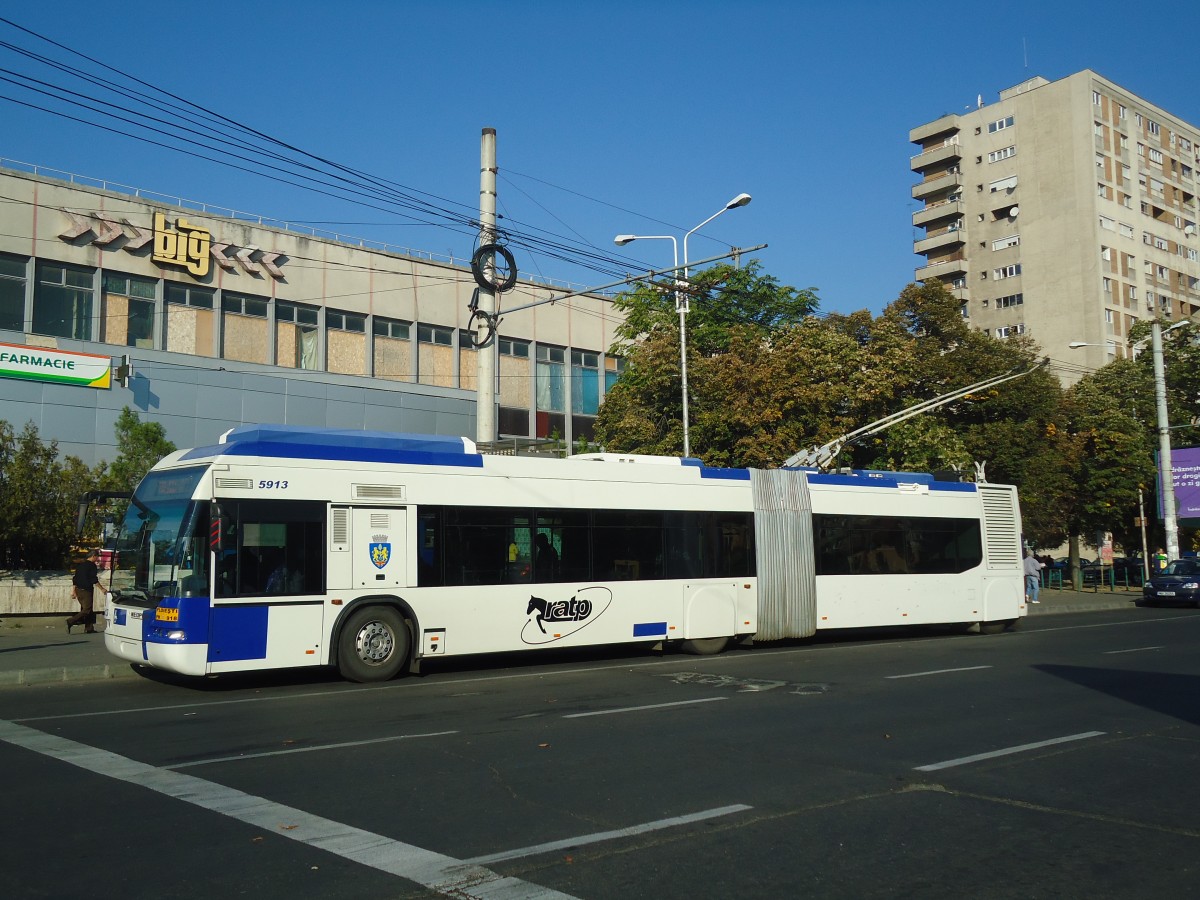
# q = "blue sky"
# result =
<box><xmin>3</xmin><ymin>1</ymin><xmax>1199</xmax><ymax>316</ymax></box>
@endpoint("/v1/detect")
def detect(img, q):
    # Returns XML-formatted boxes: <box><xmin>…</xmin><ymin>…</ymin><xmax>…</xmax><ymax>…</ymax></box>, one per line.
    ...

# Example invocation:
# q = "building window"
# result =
<box><xmin>1148</xmin><ymin>120</ymin><xmax>1160</xmax><ymax>137</ymax></box>
<box><xmin>1099</xmin><ymin>216</ymin><xmax>1115</xmax><ymax>231</ymax></box>
<box><xmin>222</xmin><ymin>293</ymin><xmax>268</xmax><ymax>317</ymax></box>
<box><xmin>276</xmin><ymin>301</ymin><xmax>319</xmax><ymax>370</ymax></box>
<box><xmin>373</xmin><ymin>317</ymin><xmax>410</xmax><ymax>340</ymax></box>
<box><xmin>989</xmin><ymin>175</ymin><xmax>1018</xmax><ymax>193</ymax></box>
<box><xmin>994</xmin><ymin>264</ymin><xmax>1021</xmax><ymax>280</ymax></box>
<box><xmin>988</xmin><ymin>115</ymin><xmax>1014</xmax><ymax>134</ymax></box>
<box><xmin>996</xmin><ymin>324</ymin><xmax>1025</xmax><ymax>338</ymax></box>
<box><xmin>1101</xmin><ymin>247</ymin><xmax>1112</xmax><ymax>261</ymax></box>
<box><xmin>535</xmin><ymin>344</ymin><xmax>566</xmax><ymax>438</ymax></box>
<box><xmin>1094</xmin><ymin>121</ymin><xmax>1104</xmax><ymax>137</ymax></box>
<box><xmin>988</xmin><ymin>146</ymin><xmax>1016</xmax><ymax>163</ymax></box>
<box><xmin>1119</xmin><ymin>104</ymin><xmax>1127</xmax><ymax>120</ymax></box>
<box><xmin>219</xmin><ymin>291</ymin><xmax>270</xmax><ymax>364</ymax></box>
<box><xmin>996</xmin><ymin>293</ymin><xmax>1023</xmax><ymax>309</ymax></box>
<box><xmin>33</xmin><ymin>262</ymin><xmax>93</xmax><ymax>340</ymax></box>
<box><xmin>992</xmin><ymin>235</ymin><xmax>1020</xmax><ymax>250</ymax></box>
<box><xmin>499</xmin><ymin>337</ymin><xmax>530</xmax><ymax>358</ymax></box>
<box><xmin>102</xmin><ymin>272</ymin><xmax>156</xmax><ymax>348</ymax></box>
<box><xmin>276</xmin><ymin>301</ymin><xmax>317</xmax><ymax>326</ymax></box>
<box><xmin>372</xmin><ymin>317</ymin><xmax>412</xmax><ymax>382</ymax></box>
<box><xmin>326</xmin><ymin>310</ymin><xmax>365</xmax><ymax>332</ymax></box>
<box><xmin>1103</xmin><ymin>278</ymin><xmax>1112</xmax><ymax>293</ymax></box>
<box><xmin>0</xmin><ymin>253</ymin><xmax>27</xmax><ymax>332</ymax></box>
<box><xmin>1149</xmin><ymin>148</ymin><xmax>1163</xmax><ymax>164</ymax></box>
<box><xmin>417</xmin><ymin>323</ymin><xmax>452</xmax><ymax>346</ymax></box>
<box><xmin>571</xmin><ymin>349</ymin><xmax>600</xmax><ymax>416</ymax></box>
<box><xmin>1093</xmin><ymin>91</ymin><xmax>1102</xmax><ymax>106</ymax></box>
<box><xmin>605</xmin><ymin>356</ymin><xmax>625</xmax><ymax>394</ymax></box>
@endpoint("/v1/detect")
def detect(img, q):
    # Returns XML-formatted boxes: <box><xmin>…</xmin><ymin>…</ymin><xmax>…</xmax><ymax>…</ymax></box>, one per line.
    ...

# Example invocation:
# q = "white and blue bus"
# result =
<box><xmin>104</xmin><ymin>426</ymin><xmax>1026</xmax><ymax>682</ymax></box>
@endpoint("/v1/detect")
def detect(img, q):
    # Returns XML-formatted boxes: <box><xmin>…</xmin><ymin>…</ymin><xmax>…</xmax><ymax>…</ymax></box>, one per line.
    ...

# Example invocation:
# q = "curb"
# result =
<box><xmin>1029</xmin><ymin>599</ymin><xmax>1136</xmax><ymax>615</ymax></box>
<box><xmin>0</xmin><ymin>663</ymin><xmax>142</xmax><ymax>689</ymax></box>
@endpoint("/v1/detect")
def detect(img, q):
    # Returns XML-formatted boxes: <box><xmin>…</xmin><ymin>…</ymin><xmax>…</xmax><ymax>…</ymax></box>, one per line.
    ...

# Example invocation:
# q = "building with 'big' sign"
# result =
<box><xmin>0</xmin><ymin>163</ymin><xmax>625</xmax><ymax>463</ymax></box>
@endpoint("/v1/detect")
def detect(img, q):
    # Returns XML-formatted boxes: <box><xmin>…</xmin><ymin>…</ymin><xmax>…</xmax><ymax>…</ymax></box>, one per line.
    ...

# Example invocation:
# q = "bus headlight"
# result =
<box><xmin>166</xmin><ymin>630</ymin><xmax>187</xmax><ymax>641</ymax></box>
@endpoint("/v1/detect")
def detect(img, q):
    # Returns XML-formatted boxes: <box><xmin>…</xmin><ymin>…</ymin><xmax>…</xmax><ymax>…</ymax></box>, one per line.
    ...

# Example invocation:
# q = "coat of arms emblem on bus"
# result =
<box><xmin>521</xmin><ymin>586</ymin><xmax>612</xmax><ymax>645</ymax></box>
<box><xmin>369</xmin><ymin>534</ymin><xmax>391</xmax><ymax>569</ymax></box>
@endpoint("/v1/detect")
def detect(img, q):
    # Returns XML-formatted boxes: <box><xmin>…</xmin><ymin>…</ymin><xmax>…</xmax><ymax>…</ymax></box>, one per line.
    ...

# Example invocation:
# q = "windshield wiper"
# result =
<box><xmin>110</xmin><ymin>588</ymin><xmax>154</xmax><ymax>607</ymax></box>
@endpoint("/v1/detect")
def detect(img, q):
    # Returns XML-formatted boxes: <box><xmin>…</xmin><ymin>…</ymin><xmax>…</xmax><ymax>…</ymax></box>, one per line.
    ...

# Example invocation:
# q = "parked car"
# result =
<box><xmin>1140</xmin><ymin>559</ymin><xmax>1200</xmax><ymax>607</ymax></box>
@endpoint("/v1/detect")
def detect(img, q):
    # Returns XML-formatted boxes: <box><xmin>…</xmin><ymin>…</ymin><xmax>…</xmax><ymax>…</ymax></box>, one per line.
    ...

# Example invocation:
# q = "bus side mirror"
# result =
<box><xmin>210</xmin><ymin>504</ymin><xmax>224</xmax><ymax>551</ymax></box>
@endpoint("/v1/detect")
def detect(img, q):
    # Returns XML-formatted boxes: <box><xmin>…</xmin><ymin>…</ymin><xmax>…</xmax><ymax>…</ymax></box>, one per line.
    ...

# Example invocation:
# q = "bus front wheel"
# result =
<box><xmin>338</xmin><ymin>606</ymin><xmax>410</xmax><ymax>683</ymax></box>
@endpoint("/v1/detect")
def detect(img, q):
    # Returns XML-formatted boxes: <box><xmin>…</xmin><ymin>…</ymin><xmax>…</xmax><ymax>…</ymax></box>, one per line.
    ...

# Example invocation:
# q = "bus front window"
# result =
<box><xmin>109</xmin><ymin>467</ymin><xmax>208</xmax><ymax>603</ymax></box>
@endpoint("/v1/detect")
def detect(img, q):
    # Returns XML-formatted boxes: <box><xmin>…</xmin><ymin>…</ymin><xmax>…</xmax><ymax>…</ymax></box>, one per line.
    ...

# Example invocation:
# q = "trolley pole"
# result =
<box><xmin>476</xmin><ymin>127</ymin><xmax>498</xmax><ymax>445</ymax></box>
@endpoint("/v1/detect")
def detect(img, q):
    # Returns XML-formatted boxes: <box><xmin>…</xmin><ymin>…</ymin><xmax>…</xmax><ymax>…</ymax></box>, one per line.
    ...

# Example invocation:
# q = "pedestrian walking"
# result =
<box><xmin>66</xmin><ymin>549</ymin><xmax>102</xmax><ymax>634</ymax></box>
<box><xmin>1024</xmin><ymin>548</ymin><xmax>1044</xmax><ymax>604</ymax></box>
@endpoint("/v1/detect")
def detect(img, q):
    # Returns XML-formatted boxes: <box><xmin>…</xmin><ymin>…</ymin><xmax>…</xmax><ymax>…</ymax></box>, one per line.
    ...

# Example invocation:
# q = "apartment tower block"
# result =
<box><xmin>909</xmin><ymin>70</ymin><xmax>1200</xmax><ymax>380</ymax></box>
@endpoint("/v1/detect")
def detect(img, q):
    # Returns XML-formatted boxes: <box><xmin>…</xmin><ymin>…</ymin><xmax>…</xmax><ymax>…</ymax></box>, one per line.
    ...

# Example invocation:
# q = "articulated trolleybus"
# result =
<box><xmin>104</xmin><ymin>426</ymin><xmax>1026</xmax><ymax>682</ymax></box>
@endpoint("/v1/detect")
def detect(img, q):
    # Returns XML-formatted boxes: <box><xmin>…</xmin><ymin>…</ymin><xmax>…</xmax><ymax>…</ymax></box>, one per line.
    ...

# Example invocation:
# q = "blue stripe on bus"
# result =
<box><xmin>698</xmin><ymin>467</ymin><xmax>751</xmax><ymax>480</ymax></box>
<box><xmin>633</xmin><ymin>621</ymin><xmax>668</xmax><ymax>637</ymax></box>
<box><xmin>807</xmin><ymin>473</ymin><xmax>976</xmax><ymax>491</ymax></box>
<box><xmin>182</xmin><ymin>440</ymin><xmax>484</xmax><ymax>468</ymax></box>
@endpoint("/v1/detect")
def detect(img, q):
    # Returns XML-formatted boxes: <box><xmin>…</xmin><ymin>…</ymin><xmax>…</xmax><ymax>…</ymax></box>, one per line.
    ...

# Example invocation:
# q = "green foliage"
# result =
<box><xmin>103</xmin><ymin>407</ymin><xmax>176</xmax><ymax>494</ymax></box>
<box><xmin>0</xmin><ymin>421</ymin><xmax>99</xmax><ymax>568</ymax></box>
<box><xmin>0</xmin><ymin>408</ymin><xmax>175</xmax><ymax>569</ymax></box>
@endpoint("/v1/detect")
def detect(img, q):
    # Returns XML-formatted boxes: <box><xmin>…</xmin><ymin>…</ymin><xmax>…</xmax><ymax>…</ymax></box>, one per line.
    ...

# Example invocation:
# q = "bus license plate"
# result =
<box><xmin>155</xmin><ymin>608</ymin><xmax>180</xmax><ymax>622</ymax></box>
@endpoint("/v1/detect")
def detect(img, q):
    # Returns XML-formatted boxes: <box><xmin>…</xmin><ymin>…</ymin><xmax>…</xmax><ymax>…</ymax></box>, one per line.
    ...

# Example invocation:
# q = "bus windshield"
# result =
<box><xmin>109</xmin><ymin>467</ymin><xmax>209</xmax><ymax>603</ymax></box>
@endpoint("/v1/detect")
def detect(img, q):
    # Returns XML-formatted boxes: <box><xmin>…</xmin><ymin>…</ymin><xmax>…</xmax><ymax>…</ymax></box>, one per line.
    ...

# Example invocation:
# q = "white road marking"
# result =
<box><xmin>1103</xmin><ymin>646</ymin><xmax>1164</xmax><ymax>655</ymax></box>
<box><xmin>465</xmin><ymin>804</ymin><xmax>753</xmax><ymax>865</ymax></box>
<box><xmin>165</xmin><ymin>730</ymin><xmax>457</xmax><ymax>769</ymax></box>
<box><xmin>0</xmin><ymin>718</ymin><xmax>575</xmax><ymax>899</ymax></box>
<box><xmin>886</xmin><ymin>665</ymin><xmax>992</xmax><ymax>680</ymax></box>
<box><xmin>914</xmin><ymin>731</ymin><xmax>1106</xmax><ymax>772</ymax></box>
<box><xmin>562</xmin><ymin>697</ymin><xmax>726</xmax><ymax>718</ymax></box>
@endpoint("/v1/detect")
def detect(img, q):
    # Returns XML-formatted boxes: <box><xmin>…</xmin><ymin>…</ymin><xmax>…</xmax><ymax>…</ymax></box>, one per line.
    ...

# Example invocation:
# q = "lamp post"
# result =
<box><xmin>1069</xmin><ymin>318</ymin><xmax>1187</xmax><ymax>561</ymax></box>
<box><xmin>614</xmin><ymin>193</ymin><xmax>751</xmax><ymax>458</ymax></box>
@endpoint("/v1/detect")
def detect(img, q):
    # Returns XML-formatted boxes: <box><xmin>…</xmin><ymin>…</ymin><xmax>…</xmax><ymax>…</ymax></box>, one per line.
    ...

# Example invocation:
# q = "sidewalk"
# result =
<box><xmin>0</xmin><ymin>587</ymin><xmax>1142</xmax><ymax>689</ymax></box>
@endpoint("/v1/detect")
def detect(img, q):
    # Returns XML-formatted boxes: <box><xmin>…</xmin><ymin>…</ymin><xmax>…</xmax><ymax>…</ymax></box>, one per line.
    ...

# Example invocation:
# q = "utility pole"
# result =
<box><xmin>1151</xmin><ymin>320</ymin><xmax>1179</xmax><ymax>560</ymax></box>
<box><xmin>476</xmin><ymin>127</ymin><xmax>498</xmax><ymax>445</ymax></box>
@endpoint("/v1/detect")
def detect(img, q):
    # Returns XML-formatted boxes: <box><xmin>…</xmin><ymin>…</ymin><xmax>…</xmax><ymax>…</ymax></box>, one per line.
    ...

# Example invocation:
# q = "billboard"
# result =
<box><xmin>0</xmin><ymin>342</ymin><xmax>112</xmax><ymax>389</ymax></box>
<box><xmin>1172</xmin><ymin>446</ymin><xmax>1200</xmax><ymax>520</ymax></box>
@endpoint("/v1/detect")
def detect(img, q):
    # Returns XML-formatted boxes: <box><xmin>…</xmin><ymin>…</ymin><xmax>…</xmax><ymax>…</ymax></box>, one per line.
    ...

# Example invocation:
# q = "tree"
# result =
<box><xmin>103</xmin><ymin>407</ymin><xmax>176</xmax><ymax>494</ymax></box>
<box><xmin>0</xmin><ymin>421</ymin><xmax>98</xmax><ymax>568</ymax></box>
<box><xmin>611</xmin><ymin>260</ymin><xmax>819</xmax><ymax>355</ymax></box>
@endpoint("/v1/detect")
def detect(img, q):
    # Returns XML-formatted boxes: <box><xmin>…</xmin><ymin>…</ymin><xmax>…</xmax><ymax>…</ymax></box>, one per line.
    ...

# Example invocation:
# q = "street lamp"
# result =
<box><xmin>1069</xmin><ymin>318</ymin><xmax>1188</xmax><ymax>561</ymax></box>
<box><xmin>614</xmin><ymin>193</ymin><xmax>752</xmax><ymax>458</ymax></box>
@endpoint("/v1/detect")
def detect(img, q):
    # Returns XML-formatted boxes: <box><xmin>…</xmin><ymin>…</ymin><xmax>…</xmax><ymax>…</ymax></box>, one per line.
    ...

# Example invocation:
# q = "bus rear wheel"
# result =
<box><xmin>338</xmin><ymin>606</ymin><xmax>410</xmax><ymax>683</ymax></box>
<box><xmin>680</xmin><ymin>636</ymin><xmax>729</xmax><ymax>655</ymax></box>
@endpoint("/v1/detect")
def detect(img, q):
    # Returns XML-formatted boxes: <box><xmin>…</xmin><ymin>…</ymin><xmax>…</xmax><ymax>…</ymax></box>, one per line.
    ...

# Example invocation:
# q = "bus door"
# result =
<box><xmin>352</xmin><ymin>507</ymin><xmax>409</xmax><ymax>589</ymax></box>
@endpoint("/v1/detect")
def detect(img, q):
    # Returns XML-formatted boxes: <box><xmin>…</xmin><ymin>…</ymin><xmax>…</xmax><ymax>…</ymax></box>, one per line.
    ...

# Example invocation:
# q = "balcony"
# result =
<box><xmin>915</xmin><ymin>225</ymin><xmax>966</xmax><ymax>255</ymax></box>
<box><xmin>913</xmin><ymin>199</ymin><xmax>963</xmax><ymax>228</ymax></box>
<box><xmin>909</xmin><ymin>114</ymin><xmax>961</xmax><ymax>145</ymax></box>
<box><xmin>912</xmin><ymin>171</ymin><xmax>962</xmax><ymax>200</ymax></box>
<box><xmin>915</xmin><ymin>257</ymin><xmax>968</xmax><ymax>282</ymax></box>
<box><xmin>910</xmin><ymin>141</ymin><xmax>963</xmax><ymax>173</ymax></box>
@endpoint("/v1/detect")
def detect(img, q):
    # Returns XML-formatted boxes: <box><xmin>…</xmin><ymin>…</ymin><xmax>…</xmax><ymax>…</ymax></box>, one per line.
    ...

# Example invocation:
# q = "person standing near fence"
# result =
<box><xmin>1023</xmin><ymin>548</ymin><xmax>1044</xmax><ymax>605</ymax></box>
<box><xmin>66</xmin><ymin>549</ymin><xmax>102</xmax><ymax>634</ymax></box>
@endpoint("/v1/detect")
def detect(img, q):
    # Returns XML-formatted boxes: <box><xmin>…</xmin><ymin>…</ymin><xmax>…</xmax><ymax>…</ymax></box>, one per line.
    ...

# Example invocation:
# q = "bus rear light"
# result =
<box><xmin>331</xmin><ymin>598</ymin><xmax>343</xmax><ymax>606</ymax></box>
<box><xmin>166</xmin><ymin>630</ymin><xmax>187</xmax><ymax>641</ymax></box>
<box><xmin>305</xmin><ymin>649</ymin><xmax>315</xmax><ymax>655</ymax></box>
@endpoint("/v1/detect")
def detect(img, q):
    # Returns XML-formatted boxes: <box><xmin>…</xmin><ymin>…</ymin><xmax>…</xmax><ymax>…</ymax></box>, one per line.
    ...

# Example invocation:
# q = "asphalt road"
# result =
<box><xmin>2</xmin><ymin>608</ymin><xmax>1198</xmax><ymax>899</ymax></box>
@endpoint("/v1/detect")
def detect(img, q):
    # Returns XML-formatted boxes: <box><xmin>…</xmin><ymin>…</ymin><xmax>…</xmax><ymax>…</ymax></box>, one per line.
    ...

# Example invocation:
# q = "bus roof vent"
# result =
<box><xmin>354</xmin><ymin>484</ymin><xmax>406</xmax><ymax>501</ymax></box>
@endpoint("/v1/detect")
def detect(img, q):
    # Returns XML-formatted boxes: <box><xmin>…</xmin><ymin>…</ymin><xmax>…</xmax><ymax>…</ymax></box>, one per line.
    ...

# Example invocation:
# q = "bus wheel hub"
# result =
<box><xmin>355</xmin><ymin>622</ymin><xmax>394</xmax><ymax>664</ymax></box>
